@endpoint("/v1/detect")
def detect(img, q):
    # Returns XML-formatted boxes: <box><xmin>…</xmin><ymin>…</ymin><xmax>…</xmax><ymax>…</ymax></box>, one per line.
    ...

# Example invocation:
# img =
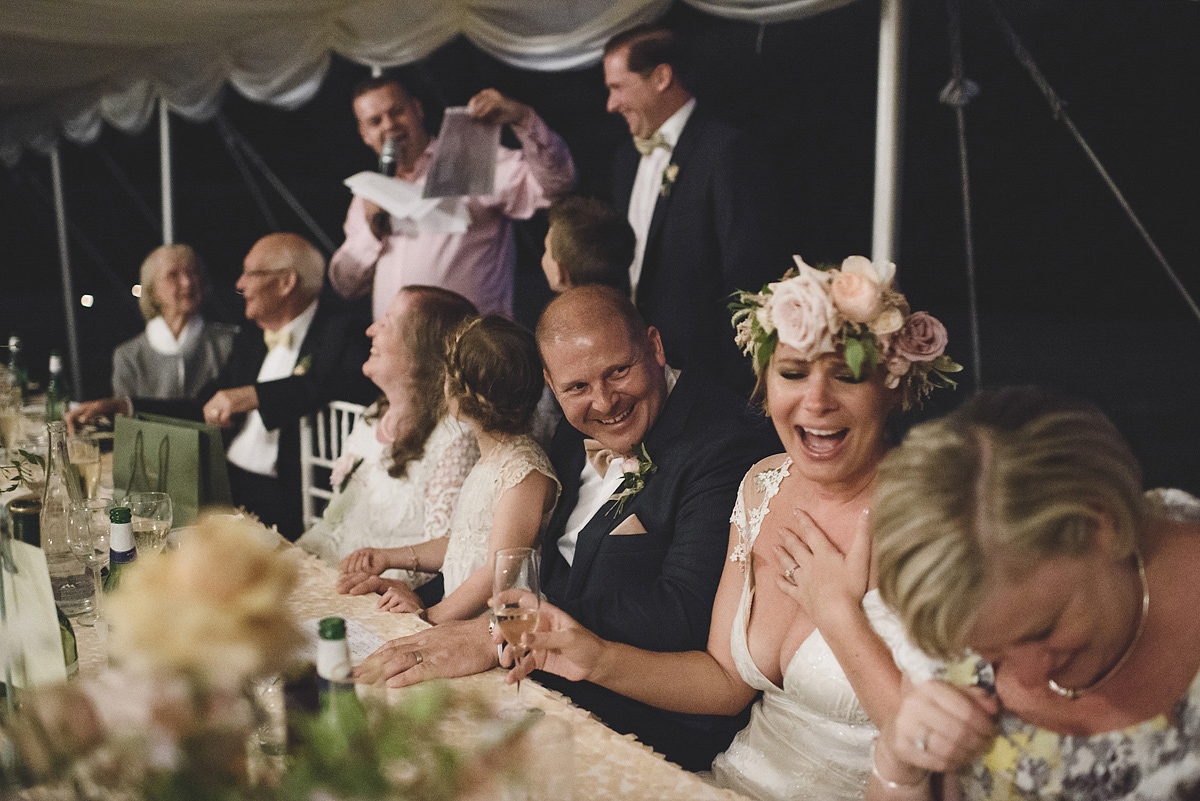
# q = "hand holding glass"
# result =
<box><xmin>492</xmin><ymin>547</ymin><xmax>540</xmax><ymax>698</ymax></box>
<box><xmin>127</xmin><ymin>491</ymin><xmax>172</xmax><ymax>553</ymax></box>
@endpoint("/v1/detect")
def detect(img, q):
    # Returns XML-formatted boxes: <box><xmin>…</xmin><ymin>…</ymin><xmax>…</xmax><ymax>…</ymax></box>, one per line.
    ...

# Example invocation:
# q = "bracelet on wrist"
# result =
<box><xmin>871</xmin><ymin>746</ymin><xmax>929</xmax><ymax>791</ymax></box>
<box><xmin>407</xmin><ymin>545</ymin><xmax>420</xmax><ymax>573</ymax></box>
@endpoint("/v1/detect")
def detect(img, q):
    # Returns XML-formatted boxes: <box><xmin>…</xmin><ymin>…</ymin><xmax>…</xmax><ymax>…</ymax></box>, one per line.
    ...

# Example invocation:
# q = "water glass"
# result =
<box><xmin>126</xmin><ymin>491</ymin><xmax>172</xmax><ymax>554</ymax></box>
<box><xmin>67</xmin><ymin>498</ymin><xmax>112</xmax><ymax>627</ymax></box>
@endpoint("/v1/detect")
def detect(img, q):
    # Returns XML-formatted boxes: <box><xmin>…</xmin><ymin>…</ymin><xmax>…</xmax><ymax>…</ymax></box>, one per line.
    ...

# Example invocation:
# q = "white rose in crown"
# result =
<box><xmin>768</xmin><ymin>259</ymin><xmax>836</xmax><ymax>359</ymax></box>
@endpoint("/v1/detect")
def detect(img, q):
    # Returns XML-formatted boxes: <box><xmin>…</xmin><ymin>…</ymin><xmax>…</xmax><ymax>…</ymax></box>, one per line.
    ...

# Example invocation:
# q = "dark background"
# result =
<box><xmin>2</xmin><ymin>0</ymin><xmax>1198</xmax><ymax>492</ymax></box>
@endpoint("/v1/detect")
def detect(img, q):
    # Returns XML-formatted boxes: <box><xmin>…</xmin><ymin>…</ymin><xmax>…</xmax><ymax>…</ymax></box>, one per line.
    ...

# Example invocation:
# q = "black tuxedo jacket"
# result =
<box><xmin>139</xmin><ymin>297</ymin><xmax>375</xmax><ymax>536</ymax></box>
<box><xmin>537</xmin><ymin>370</ymin><xmax>778</xmax><ymax>770</ymax></box>
<box><xmin>612</xmin><ymin>107</ymin><xmax>791</xmax><ymax>393</ymax></box>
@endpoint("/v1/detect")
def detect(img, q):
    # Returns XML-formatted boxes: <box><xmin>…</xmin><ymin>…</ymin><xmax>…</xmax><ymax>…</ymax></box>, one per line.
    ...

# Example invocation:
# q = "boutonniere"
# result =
<box><xmin>293</xmin><ymin>354</ymin><xmax>312</xmax><ymax>376</ymax></box>
<box><xmin>330</xmin><ymin>454</ymin><xmax>363</xmax><ymax>493</ymax></box>
<box><xmin>660</xmin><ymin>163</ymin><xmax>680</xmax><ymax>198</ymax></box>
<box><xmin>608</xmin><ymin>443</ymin><xmax>657</xmax><ymax>516</ymax></box>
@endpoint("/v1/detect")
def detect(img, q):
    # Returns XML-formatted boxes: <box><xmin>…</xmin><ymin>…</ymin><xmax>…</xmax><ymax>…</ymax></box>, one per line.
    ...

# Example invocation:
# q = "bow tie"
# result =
<box><xmin>263</xmin><ymin>328</ymin><xmax>294</xmax><ymax>350</ymax></box>
<box><xmin>583</xmin><ymin>438</ymin><xmax>633</xmax><ymax>478</ymax></box>
<box><xmin>633</xmin><ymin>131</ymin><xmax>669</xmax><ymax>157</ymax></box>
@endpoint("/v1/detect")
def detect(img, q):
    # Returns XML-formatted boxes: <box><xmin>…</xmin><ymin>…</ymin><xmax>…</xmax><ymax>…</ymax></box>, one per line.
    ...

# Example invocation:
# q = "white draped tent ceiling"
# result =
<box><xmin>0</xmin><ymin>0</ymin><xmax>860</xmax><ymax>165</ymax></box>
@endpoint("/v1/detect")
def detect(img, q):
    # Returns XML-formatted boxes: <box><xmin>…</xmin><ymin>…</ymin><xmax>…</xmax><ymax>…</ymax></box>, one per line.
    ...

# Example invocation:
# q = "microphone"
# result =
<box><xmin>380</xmin><ymin>138</ymin><xmax>396</xmax><ymax>177</ymax></box>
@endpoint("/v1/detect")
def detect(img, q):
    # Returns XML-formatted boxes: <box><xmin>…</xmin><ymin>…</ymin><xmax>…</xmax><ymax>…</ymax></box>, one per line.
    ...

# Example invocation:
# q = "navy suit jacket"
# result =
<box><xmin>612</xmin><ymin>107</ymin><xmax>791</xmax><ymax>393</ymax></box>
<box><xmin>139</xmin><ymin>297</ymin><xmax>375</xmax><ymax>536</ymax></box>
<box><xmin>537</xmin><ymin>370</ymin><xmax>778</xmax><ymax>769</ymax></box>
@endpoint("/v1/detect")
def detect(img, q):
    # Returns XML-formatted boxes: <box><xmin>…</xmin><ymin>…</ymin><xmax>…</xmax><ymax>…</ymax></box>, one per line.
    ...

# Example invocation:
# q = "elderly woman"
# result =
<box><xmin>112</xmin><ymin>244</ymin><xmax>238</xmax><ymax>400</ymax></box>
<box><xmin>869</xmin><ymin>387</ymin><xmax>1200</xmax><ymax>800</ymax></box>
<box><xmin>297</xmin><ymin>286</ymin><xmax>479</xmax><ymax>587</ymax></box>
<box><xmin>510</xmin><ymin>257</ymin><xmax>961</xmax><ymax>800</ymax></box>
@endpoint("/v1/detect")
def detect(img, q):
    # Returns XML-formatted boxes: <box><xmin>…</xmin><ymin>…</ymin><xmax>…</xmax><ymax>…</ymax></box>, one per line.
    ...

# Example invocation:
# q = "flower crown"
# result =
<box><xmin>731</xmin><ymin>256</ymin><xmax>962</xmax><ymax>407</ymax></box>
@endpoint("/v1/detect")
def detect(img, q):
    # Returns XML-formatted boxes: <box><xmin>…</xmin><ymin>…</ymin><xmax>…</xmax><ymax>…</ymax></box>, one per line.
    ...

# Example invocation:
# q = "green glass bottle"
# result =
<box><xmin>56</xmin><ymin>603</ymin><xmax>79</xmax><ymax>679</ymax></box>
<box><xmin>8</xmin><ymin>497</ymin><xmax>41</xmax><ymax>547</ymax></box>
<box><xmin>7</xmin><ymin>333</ymin><xmax>28</xmax><ymax>401</ymax></box>
<box><xmin>44</xmin><ymin>351</ymin><xmax>67</xmax><ymax>423</ymax></box>
<box><xmin>316</xmin><ymin>616</ymin><xmax>367</xmax><ymax>748</ymax></box>
<box><xmin>102</xmin><ymin>506</ymin><xmax>135</xmax><ymax>594</ymax></box>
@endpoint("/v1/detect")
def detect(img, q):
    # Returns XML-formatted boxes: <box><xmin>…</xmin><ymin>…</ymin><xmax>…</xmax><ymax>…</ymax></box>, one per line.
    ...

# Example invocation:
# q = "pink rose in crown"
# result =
<box><xmin>769</xmin><ymin>268</ymin><xmax>835</xmax><ymax>360</ymax></box>
<box><xmin>890</xmin><ymin>312</ymin><xmax>948</xmax><ymax>362</ymax></box>
<box><xmin>831</xmin><ymin>270</ymin><xmax>884</xmax><ymax>323</ymax></box>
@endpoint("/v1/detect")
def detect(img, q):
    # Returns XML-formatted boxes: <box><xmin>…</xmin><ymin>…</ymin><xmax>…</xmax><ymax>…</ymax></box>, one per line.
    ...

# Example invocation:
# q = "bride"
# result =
<box><xmin>509</xmin><ymin>256</ymin><xmax>960</xmax><ymax>800</ymax></box>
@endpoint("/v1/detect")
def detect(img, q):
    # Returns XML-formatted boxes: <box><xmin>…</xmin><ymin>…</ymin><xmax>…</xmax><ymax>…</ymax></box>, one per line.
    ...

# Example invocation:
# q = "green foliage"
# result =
<box><xmin>1</xmin><ymin>449</ymin><xmax>44</xmax><ymax>493</ymax></box>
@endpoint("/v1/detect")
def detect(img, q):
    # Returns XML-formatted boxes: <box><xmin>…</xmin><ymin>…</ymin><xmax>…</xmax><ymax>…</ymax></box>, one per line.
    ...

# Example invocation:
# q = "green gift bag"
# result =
<box><xmin>112</xmin><ymin>413</ymin><xmax>232</xmax><ymax>527</ymax></box>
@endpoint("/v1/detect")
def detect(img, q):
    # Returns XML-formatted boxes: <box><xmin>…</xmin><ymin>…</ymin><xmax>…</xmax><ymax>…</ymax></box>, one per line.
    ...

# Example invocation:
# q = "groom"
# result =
<box><xmin>357</xmin><ymin>286</ymin><xmax>776</xmax><ymax>769</ymax></box>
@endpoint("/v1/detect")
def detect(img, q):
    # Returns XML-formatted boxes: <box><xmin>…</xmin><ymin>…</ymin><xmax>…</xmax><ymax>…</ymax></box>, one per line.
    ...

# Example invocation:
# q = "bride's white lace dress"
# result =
<box><xmin>710</xmin><ymin>457</ymin><xmax>935</xmax><ymax>801</ymax></box>
<box><xmin>441</xmin><ymin>433</ymin><xmax>558</xmax><ymax>594</ymax></box>
<box><xmin>297</xmin><ymin>411</ymin><xmax>479</xmax><ymax>585</ymax></box>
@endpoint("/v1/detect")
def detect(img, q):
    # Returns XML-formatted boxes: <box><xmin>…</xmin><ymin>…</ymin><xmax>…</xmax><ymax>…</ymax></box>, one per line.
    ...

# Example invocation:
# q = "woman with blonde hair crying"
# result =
<box><xmin>339</xmin><ymin>315</ymin><xmax>559</xmax><ymax>624</ymax></box>
<box><xmin>869</xmin><ymin>386</ymin><xmax>1200</xmax><ymax>800</ymax></box>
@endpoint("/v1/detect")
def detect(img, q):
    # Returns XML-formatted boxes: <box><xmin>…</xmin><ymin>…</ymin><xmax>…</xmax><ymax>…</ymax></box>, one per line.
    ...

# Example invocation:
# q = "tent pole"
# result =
<box><xmin>159</xmin><ymin>99</ymin><xmax>174</xmax><ymax>244</ymax></box>
<box><xmin>872</xmin><ymin>0</ymin><xmax>907</xmax><ymax>265</ymax></box>
<box><xmin>50</xmin><ymin>146</ymin><xmax>84</xmax><ymax>396</ymax></box>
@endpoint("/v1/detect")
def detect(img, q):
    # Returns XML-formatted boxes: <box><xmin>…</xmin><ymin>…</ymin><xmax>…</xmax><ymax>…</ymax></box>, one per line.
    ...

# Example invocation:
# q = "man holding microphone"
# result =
<box><xmin>329</xmin><ymin>77</ymin><xmax>576</xmax><ymax>319</ymax></box>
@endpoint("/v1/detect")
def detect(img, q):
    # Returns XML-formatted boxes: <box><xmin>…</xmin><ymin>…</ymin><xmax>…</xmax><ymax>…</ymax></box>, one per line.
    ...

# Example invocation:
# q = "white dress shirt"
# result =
<box><xmin>557</xmin><ymin>367</ymin><xmax>679</xmax><ymax>565</ymax></box>
<box><xmin>226</xmin><ymin>300</ymin><xmax>318</xmax><ymax>477</ymax></box>
<box><xmin>627</xmin><ymin>98</ymin><xmax>696</xmax><ymax>301</ymax></box>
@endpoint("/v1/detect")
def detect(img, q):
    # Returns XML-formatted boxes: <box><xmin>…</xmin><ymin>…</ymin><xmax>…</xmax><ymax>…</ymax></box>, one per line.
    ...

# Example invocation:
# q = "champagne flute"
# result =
<box><xmin>492</xmin><ymin>547</ymin><xmax>540</xmax><ymax>700</ymax></box>
<box><xmin>0</xmin><ymin>385</ymin><xmax>21</xmax><ymax>455</ymax></box>
<box><xmin>67</xmin><ymin>498</ymin><xmax>111</xmax><ymax>627</ymax></box>
<box><xmin>68</xmin><ymin>433</ymin><xmax>101</xmax><ymax>499</ymax></box>
<box><xmin>127</xmin><ymin>491</ymin><xmax>172</xmax><ymax>554</ymax></box>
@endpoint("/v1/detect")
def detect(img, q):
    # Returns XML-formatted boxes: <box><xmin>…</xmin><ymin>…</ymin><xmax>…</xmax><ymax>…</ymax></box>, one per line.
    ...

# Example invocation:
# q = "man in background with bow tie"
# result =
<box><xmin>355</xmin><ymin>286</ymin><xmax>776</xmax><ymax>770</ymax></box>
<box><xmin>603</xmin><ymin>24</ymin><xmax>790</xmax><ymax>394</ymax></box>
<box><xmin>70</xmin><ymin>233</ymin><xmax>375</xmax><ymax>538</ymax></box>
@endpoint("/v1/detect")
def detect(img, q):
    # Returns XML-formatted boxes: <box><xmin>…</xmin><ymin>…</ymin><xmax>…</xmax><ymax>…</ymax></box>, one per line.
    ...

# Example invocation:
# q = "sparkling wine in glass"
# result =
<box><xmin>493</xmin><ymin>547</ymin><xmax>540</xmax><ymax>699</ymax></box>
<box><xmin>68</xmin><ymin>434</ymin><xmax>101</xmax><ymax>499</ymax></box>
<box><xmin>127</xmin><ymin>491</ymin><xmax>172</xmax><ymax>553</ymax></box>
<box><xmin>67</xmin><ymin>498</ymin><xmax>111</xmax><ymax>627</ymax></box>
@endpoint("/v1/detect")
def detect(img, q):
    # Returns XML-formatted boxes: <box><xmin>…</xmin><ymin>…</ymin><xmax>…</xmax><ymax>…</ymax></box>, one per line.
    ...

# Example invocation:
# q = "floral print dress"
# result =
<box><xmin>950</xmin><ymin>490</ymin><xmax>1200</xmax><ymax>801</ymax></box>
<box><xmin>950</xmin><ymin>659</ymin><xmax>1200</xmax><ymax>801</ymax></box>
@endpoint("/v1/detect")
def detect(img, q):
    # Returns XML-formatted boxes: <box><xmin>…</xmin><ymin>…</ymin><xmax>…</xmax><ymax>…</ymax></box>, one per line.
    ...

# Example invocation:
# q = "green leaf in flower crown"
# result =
<box><xmin>843</xmin><ymin>336</ymin><xmax>865</xmax><ymax>378</ymax></box>
<box><xmin>756</xmin><ymin>330</ymin><xmax>778</xmax><ymax>375</ymax></box>
<box><xmin>862</xmin><ymin>335</ymin><xmax>879</xmax><ymax>372</ymax></box>
<box><xmin>932</xmin><ymin>354</ymin><xmax>964</xmax><ymax>373</ymax></box>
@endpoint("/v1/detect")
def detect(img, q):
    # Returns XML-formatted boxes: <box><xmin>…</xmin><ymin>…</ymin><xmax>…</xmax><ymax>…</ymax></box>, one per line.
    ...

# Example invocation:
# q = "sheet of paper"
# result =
<box><xmin>343</xmin><ymin>172</ymin><xmax>469</xmax><ymax>233</ymax></box>
<box><xmin>1</xmin><ymin>539</ymin><xmax>69</xmax><ymax>687</ymax></box>
<box><xmin>422</xmin><ymin>107</ymin><xmax>499</xmax><ymax>199</ymax></box>
<box><xmin>298</xmin><ymin>616</ymin><xmax>386</xmax><ymax>666</ymax></box>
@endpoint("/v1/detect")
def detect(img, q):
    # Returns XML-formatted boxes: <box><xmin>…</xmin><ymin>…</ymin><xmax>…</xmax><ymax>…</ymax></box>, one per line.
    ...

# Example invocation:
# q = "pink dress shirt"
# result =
<box><xmin>330</xmin><ymin>112</ymin><xmax>575</xmax><ymax>319</ymax></box>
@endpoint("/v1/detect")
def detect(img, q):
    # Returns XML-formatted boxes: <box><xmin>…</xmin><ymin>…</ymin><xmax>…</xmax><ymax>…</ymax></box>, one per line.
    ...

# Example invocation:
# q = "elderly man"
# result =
<box><xmin>71</xmin><ymin>233</ymin><xmax>375</xmax><ymax>538</ymax></box>
<box><xmin>602</xmin><ymin>24</ymin><xmax>789</xmax><ymax>392</ymax></box>
<box><xmin>329</xmin><ymin>77</ymin><xmax>576</xmax><ymax>320</ymax></box>
<box><xmin>355</xmin><ymin>285</ymin><xmax>777</xmax><ymax>770</ymax></box>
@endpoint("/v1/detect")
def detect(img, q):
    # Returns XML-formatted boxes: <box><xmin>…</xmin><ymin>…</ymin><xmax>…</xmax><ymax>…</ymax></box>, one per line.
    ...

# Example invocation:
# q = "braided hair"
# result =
<box><xmin>445</xmin><ymin>315</ymin><xmax>544</xmax><ymax>435</ymax></box>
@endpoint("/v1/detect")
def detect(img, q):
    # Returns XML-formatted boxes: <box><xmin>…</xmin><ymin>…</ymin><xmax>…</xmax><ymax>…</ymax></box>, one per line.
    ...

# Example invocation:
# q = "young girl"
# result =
<box><xmin>338</xmin><ymin>315</ymin><xmax>559</xmax><ymax>624</ymax></box>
